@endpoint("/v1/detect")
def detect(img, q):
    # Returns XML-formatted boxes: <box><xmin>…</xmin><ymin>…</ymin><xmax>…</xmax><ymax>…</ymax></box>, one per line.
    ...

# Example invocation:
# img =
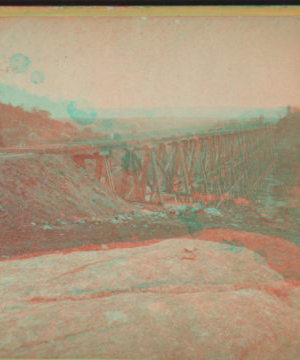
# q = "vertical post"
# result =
<box><xmin>207</xmin><ymin>136</ymin><xmax>222</xmax><ymax>202</ymax></box>
<box><xmin>104</xmin><ymin>154</ymin><xmax>115</xmax><ymax>193</ymax></box>
<box><xmin>179</xmin><ymin>141</ymin><xmax>195</xmax><ymax>203</ymax></box>
<box><xmin>140</xmin><ymin>148</ymin><xmax>152</xmax><ymax>202</ymax></box>
<box><xmin>95</xmin><ymin>154</ymin><xmax>103</xmax><ymax>181</ymax></box>
<box><xmin>131</xmin><ymin>150</ymin><xmax>143</xmax><ymax>201</ymax></box>
<box><xmin>151</xmin><ymin>149</ymin><xmax>163</xmax><ymax>205</ymax></box>
<box><xmin>171</xmin><ymin>143</ymin><xmax>181</xmax><ymax>198</ymax></box>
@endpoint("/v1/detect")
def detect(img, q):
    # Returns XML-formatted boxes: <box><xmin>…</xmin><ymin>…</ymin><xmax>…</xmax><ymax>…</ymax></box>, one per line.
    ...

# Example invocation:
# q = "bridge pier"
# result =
<box><xmin>72</xmin><ymin>152</ymin><xmax>115</xmax><ymax>194</ymax></box>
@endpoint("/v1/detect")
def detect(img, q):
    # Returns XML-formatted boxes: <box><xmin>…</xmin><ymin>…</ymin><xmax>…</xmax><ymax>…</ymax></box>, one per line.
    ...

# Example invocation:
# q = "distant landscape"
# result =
<box><xmin>0</xmin><ymin>96</ymin><xmax>288</xmax><ymax>147</ymax></box>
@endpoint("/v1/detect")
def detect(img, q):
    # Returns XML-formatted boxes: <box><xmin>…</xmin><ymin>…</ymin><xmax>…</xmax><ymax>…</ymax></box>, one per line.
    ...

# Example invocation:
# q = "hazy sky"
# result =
<box><xmin>0</xmin><ymin>16</ymin><xmax>299</xmax><ymax>112</ymax></box>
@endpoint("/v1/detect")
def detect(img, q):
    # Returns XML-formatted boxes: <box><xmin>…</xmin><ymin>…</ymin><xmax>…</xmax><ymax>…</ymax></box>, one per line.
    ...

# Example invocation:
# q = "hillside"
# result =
<box><xmin>0</xmin><ymin>153</ymin><xmax>138</xmax><ymax>236</ymax></box>
<box><xmin>0</xmin><ymin>103</ymin><xmax>80</xmax><ymax>146</ymax></box>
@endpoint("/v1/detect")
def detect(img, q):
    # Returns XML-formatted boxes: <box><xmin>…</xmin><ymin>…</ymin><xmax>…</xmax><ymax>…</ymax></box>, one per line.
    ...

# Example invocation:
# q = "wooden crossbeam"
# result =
<box><xmin>244</xmin><ymin>160</ymin><xmax>274</xmax><ymax>198</ymax></box>
<box><xmin>178</xmin><ymin>142</ymin><xmax>195</xmax><ymax>202</ymax></box>
<box><xmin>194</xmin><ymin>138</ymin><xmax>213</xmax><ymax>195</ymax></box>
<box><xmin>95</xmin><ymin>157</ymin><xmax>103</xmax><ymax>181</ymax></box>
<box><xmin>188</xmin><ymin>139</ymin><xmax>198</xmax><ymax>178</ymax></box>
<box><xmin>156</xmin><ymin>144</ymin><xmax>177</xmax><ymax>192</ymax></box>
<box><xmin>240</xmin><ymin>132</ymin><xmax>251</xmax><ymax>196</ymax></box>
<box><xmin>150</xmin><ymin>150</ymin><xmax>163</xmax><ymax>204</ymax></box>
<box><xmin>73</xmin><ymin>124</ymin><xmax>279</xmax><ymax>206</ymax></box>
<box><xmin>155</xmin><ymin>151</ymin><xmax>182</xmax><ymax>200</ymax></box>
<box><xmin>103</xmin><ymin>156</ymin><xmax>115</xmax><ymax>193</ymax></box>
<box><xmin>125</xmin><ymin>150</ymin><xmax>146</xmax><ymax>201</ymax></box>
<box><xmin>207</xmin><ymin>136</ymin><xmax>224</xmax><ymax>199</ymax></box>
<box><xmin>181</xmin><ymin>139</ymin><xmax>196</xmax><ymax>177</ymax></box>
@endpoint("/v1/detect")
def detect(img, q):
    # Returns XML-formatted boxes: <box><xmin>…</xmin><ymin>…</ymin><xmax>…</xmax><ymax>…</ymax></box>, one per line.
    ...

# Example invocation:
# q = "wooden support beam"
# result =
<box><xmin>240</xmin><ymin>132</ymin><xmax>251</xmax><ymax>196</ymax></box>
<box><xmin>181</xmin><ymin>139</ymin><xmax>196</xmax><ymax>177</ymax></box>
<box><xmin>155</xmin><ymin>144</ymin><xmax>177</xmax><ymax>193</ymax></box>
<box><xmin>104</xmin><ymin>156</ymin><xmax>115</xmax><ymax>193</ymax></box>
<box><xmin>179</xmin><ymin>142</ymin><xmax>195</xmax><ymax>202</ymax></box>
<box><xmin>70</xmin><ymin>124</ymin><xmax>278</xmax><ymax>206</ymax></box>
<box><xmin>150</xmin><ymin>150</ymin><xmax>163</xmax><ymax>204</ymax></box>
<box><xmin>72</xmin><ymin>155</ymin><xmax>86</xmax><ymax>168</ymax></box>
<box><xmin>95</xmin><ymin>156</ymin><xmax>103</xmax><ymax>181</ymax></box>
<box><xmin>125</xmin><ymin>150</ymin><xmax>142</xmax><ymax>201</ymax></box>
<box><xmin>244</xmin><ymin>160</ymin><xmax>274</xmax><ymax>198</ymax></box>
<box><xmin>207</xmin><ymin>136</ymin><xmax>222</xmax><ymax>200</ymax></box>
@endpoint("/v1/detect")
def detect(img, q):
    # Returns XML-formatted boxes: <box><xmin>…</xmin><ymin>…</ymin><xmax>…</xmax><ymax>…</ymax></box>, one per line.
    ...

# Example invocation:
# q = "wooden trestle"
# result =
<box><xmin>72</xmin><ymin>124</ymin><xmax>281</xmax><ymax>207</ymax></box>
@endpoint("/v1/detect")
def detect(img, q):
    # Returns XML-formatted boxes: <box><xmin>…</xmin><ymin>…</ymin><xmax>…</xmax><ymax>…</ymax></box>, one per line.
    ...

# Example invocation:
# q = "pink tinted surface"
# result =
<box><xmin>0</xmin><ymin>15</ymin><xmax>300</xmax><ymax>359</ymax></box>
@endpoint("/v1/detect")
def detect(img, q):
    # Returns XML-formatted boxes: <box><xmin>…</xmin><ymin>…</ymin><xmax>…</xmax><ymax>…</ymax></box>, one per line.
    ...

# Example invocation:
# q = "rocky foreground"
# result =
<box><xmin>1</xmin><ymin>229</ymin><xmax>300</xmax><ymax>359</ymax></box>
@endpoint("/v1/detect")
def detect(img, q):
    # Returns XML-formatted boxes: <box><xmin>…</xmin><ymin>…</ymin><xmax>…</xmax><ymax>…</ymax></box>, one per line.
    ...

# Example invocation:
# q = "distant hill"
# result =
<box><xmin>0</xmin><ymin>100</ymin><xmax>289</xmax><ymax>147</ymax></box>
<box><xmin>0</xmin><ymin>103</ymin><xmax>110</xmax><ymax>147</ymax></box>
<box><xmin>0</xmin><ymin>103</ymin><xmax>79</xmax><ymax>147</ymax></box>
<box><xmin>0</xmin><ymin>83</ymin><xmax>289</xmax><ymax>123</ymax></box>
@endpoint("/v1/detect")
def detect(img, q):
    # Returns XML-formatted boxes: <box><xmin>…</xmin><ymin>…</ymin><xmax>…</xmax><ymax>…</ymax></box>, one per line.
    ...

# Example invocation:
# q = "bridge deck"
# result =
<box><xmin>0</xmin><ymin>121</ymin><xmax>277</xmax><ymax>157</ymax></box>
<box><xmin>0</xmin><ymin>120</ymin><xmax>281</xmax><ymax>207</ymax></box>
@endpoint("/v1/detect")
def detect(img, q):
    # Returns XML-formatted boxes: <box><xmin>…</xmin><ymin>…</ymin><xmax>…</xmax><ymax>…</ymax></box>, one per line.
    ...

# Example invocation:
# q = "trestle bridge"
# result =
<box><xmin>0</xmin><ymin>120</ymin><xmax>282</xmax><ymax>207</ymax></box>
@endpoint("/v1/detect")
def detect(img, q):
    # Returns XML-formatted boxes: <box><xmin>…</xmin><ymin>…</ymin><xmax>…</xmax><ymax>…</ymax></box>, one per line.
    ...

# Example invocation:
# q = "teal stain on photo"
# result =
<box><xmin>146</xmin><ymin>111</ymin><xmax>153</xmax><ymax>118</ymax></box>
<box><xmin>219</xmin><ymin>239</ymin><xmax>243</xmax><ymax>254</ymax></box>
<box><xmin>176</xmin><ymin>206</ymin><xmax>203</xmax><ymax>234</ymax></box>
<box><xmin>9</xmin><ymin>54</ymin><xmax>30</xmax><ymax>73</ymax></box>
<box><xmin>0</xmin><ymin>83</ymin><xmax>69</xmax><ymax>119</ymax></box>
<box><xmin>67</xmin><ymin>101</ymin><xmax>97</xmax><ymax>126</ymax></box>
<box><xmin>253</xmin><ymin>250</ymin><xmax>268</xmax><ymax>264</ymax></box>
<box><xmin>113</xmin><ymin>133</ymin><xmax>122</xmax><ymax>141</ymax></box>
<box><xmin>102</xmin><ymin>119</ymin><xmax>113</xmax><ymax>128</ymax></box>
<box><xmin>177</xmin><ymin>206</ymin><xmax>198</xmax><ymax>224</ymax></box>
<box><xmin>30</xmin><ymin>71</ymin><xmax>45</xmax><ymax>85</ymax></box>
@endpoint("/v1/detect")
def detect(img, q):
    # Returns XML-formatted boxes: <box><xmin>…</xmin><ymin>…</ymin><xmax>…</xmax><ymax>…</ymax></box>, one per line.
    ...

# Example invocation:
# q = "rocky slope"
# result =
<box><xmin>1</xmin><ymin>230</ymin><xmax>300</xmax><ymax>359</ymax></box>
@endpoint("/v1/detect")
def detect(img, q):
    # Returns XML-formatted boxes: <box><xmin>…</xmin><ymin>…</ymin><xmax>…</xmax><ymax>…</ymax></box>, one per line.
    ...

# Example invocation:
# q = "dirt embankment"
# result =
<box><xmin>0</xmin><ymin>103</ymin><xmax>79</xmax><ymax>146</ymax></box>
<box><xmin>0</xmin><ymin>153</ymin><xmax>137</xmax><ymax>227</ymax></box>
